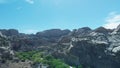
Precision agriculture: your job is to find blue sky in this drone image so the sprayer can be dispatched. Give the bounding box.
[0,0,120,34]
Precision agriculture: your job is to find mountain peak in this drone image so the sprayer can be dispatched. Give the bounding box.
[94,27,110,34]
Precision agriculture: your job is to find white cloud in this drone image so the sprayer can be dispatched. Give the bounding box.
[25,0,34,4]
[103,12,120,29]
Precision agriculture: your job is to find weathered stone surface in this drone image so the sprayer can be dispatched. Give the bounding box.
[53,25,120,68]
[1,25,120,68]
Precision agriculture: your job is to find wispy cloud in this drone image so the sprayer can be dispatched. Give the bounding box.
[103,12,120,29]
[25,0,34,4]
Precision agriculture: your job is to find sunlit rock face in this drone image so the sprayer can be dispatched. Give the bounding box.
[54,25,120,68]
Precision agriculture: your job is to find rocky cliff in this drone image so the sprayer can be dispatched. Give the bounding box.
[52,26,120,68]
[0,26,120,68]
[0,32,14,68]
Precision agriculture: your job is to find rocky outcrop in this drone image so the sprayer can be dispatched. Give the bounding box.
[0,32,14,67]
[52,25,120,68]
[8,29,71,51]
[69,27,92,37]
[36,29,71,41]
[94,27,113,34]
[112,24,120,34]
[0,29,19,36]
[1,26,120,68]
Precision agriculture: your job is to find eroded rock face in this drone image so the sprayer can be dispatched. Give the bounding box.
[1,26,120,68]
[94,27,113,34]
[69,27,92,37]
[36,29,71,38]
[0,32,13,65]
[0,29,19,36]
[69,36,120,68]
[5,29,71,51]
[112,24,120,33]
[54,26,120,68]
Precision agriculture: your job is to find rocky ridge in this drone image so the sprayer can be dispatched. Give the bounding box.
[0,25,120,68]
